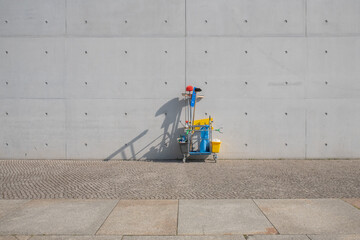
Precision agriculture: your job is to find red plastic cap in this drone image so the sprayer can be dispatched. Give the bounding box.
[186,85,193,91]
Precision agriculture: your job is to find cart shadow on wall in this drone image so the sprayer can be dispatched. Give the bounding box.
[104,97,207,161]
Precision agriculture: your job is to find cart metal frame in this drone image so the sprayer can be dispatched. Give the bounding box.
[180,121,218,163]
[179,86,218,163]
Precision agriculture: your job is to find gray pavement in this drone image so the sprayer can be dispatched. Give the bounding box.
[0,199,117,235]
[1,160,360,239]
[1,160,360,199]
[248,236,309,240]
[254,199,360,235]
[307,236,360,240]
[178,200,276,235]
[0,199,359,239]
[97,200,178,236]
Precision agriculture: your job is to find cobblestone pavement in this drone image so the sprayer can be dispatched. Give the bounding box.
[0,160,360,199]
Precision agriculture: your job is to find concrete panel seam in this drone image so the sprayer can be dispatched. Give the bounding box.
[65,0,68,36]
[305,0,308,37]
[94,199,120,235]
[252,199,280,234]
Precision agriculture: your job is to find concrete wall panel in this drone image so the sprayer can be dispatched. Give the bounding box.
[66,98,184,160]
[1,0,359,160]
[67,0,185,37]
[0,99,66,159]
[307,0,360,36]
[192,99,306,159]
[187,37,306,99]
[0,0,65,36]
[306,37,360,99]
[0,38,65,99]
[306,99,360,158]
[65,38,185,99]
[187,0,305,36]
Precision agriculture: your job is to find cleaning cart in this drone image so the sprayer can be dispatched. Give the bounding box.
[178,86,222,163]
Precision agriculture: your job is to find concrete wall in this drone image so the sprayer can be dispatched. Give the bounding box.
[0,0,359,160]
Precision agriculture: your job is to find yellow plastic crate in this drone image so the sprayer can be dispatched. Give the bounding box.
[193,118,213,130]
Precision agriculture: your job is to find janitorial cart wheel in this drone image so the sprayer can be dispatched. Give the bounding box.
[213,153,218,162]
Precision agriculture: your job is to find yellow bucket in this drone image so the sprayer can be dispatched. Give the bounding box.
[211,141,221,153]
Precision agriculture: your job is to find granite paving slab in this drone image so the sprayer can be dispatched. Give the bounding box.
[12,236,31,240]
[0,237,18,240]
[0,199,118,235]
[122,236,245,240]
[178,199,276,235]
[247,235,310,240]
[0,200,29,219]
[30,236,123,240]
[254,199,360,235]
[343,199,360,210]
[97,200,178,236]
[308,235,360,240]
